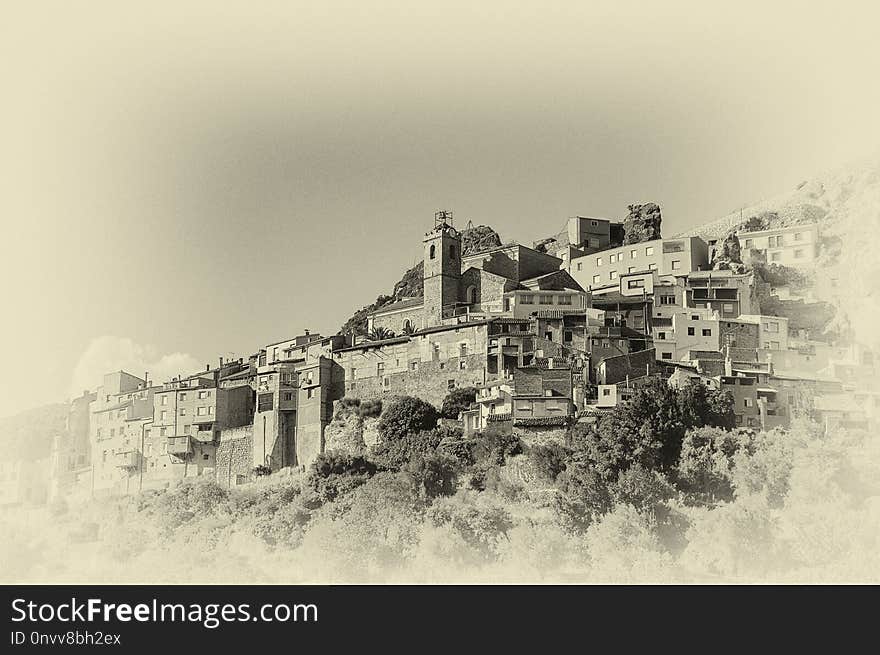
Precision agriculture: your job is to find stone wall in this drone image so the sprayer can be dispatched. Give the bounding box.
[513,425,568,447]
[215,425,253,487]
[344,353,487,408]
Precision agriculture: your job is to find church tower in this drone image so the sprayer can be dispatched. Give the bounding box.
[423,210,462,327]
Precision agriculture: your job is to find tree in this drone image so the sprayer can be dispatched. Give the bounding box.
[305,451,379,504]
[528,443,571,482]
[677,426,747,501]
[367,326,395,341]
[376,396,439,443]
[405,452,459,498]
[555,458,612,532]
[575,378,736,481]
[440,387,477,419]
[610,463,675,515]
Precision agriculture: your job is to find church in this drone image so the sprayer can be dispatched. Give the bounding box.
[366,213,587,336]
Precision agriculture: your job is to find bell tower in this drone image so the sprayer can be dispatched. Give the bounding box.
[423,210,462,327]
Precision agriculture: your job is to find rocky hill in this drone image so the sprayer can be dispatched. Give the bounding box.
[337,225,503,335]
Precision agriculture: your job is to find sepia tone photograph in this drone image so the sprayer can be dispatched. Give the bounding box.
[2,0,880,597]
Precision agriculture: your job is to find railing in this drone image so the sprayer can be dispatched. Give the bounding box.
[167,435,192,456]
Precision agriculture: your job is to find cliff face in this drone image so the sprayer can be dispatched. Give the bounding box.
[623,203,663,244]
[337,224,502,335]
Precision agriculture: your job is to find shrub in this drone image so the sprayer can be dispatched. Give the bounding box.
[357,399,383,418]
[555,459,612,532]
[528,443,571,482]
[305,451,379,504]
[253,465,272,477]
[372,429,444,471]
[440,387,477,419]
[610,464,675,515]
[405,452,459,499]
[473,428,523,466]
[377,396,439,442]
[426,491,515,562]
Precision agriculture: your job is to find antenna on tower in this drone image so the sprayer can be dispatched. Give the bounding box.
[434,210,454,228]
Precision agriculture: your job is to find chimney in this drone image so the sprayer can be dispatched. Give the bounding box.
[206,364,210,371]
[144,372,149,387]
[219,356,224,368]
[304,329,310,336]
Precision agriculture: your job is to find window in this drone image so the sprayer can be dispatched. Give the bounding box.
[520,294,534,304]
[180,408,186,416]
[687,327,695,336]
[258,393,273,411]
[447,380,455,391]
[659,295,675,305]
[539,295,554,304]
[691,314,699,320]
[558,295,572,305]
[630,250,637,259]
[771,252,781,262]
[429,244,436,259]
[160,427,167,437]
[564,330,573,342]
[179,393,186,401]
[460,343,468,357]
[657,332,666,340]
[197,406,208,416]
[198,390,209,399]
[609,271,618,280]
[662,352,672,360]
[671,260,681,270]
[744,398,753,408]
[628,267,636,273]
[794,232,802,241]
[764,321,779,333]
[590,220,598,227]
[283,392,293,401]
[648,263,658,271]
[377,362,384,375]
[702,328,712,337]
[794,249,803,259]
[610,253,617,263]
[602,388,611,396]
[576,262,582,271]
[744,239,753,248]
[109,428,115,437]
[160,411,167,421]
[410,362,419,371]
[596,257,603,266]
[307,388,315,399]
[161,396,168,406]
[203,454,210,461]
[627,279,644,289]
[723,303,735,313]
[383,376,390,388]
[592,275,601,285]
[208,406,213,415]
[645,246,654,256]
[768,341,780,349]
[459,360,467,370]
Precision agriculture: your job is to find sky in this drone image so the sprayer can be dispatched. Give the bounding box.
[2,1,879,418]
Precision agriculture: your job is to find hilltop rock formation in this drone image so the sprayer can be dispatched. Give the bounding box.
[711,231,747,273]
[462,224,503,255]
[623,203,663,244]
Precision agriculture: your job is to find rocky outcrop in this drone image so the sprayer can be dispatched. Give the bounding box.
[711,231,748,273]
[623,203,663,244]
[461,224,502,255]
[324,405,382,455]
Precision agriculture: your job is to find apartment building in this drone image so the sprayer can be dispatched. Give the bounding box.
[734,314,790,351]
[737,222,819,267]
[685,270,758,318]
[653,308,721,362]
[569,236,709,291]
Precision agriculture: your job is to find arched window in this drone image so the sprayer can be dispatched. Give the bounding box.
[429,244,436,259]
[449,244,456,259]
[403,319,412,333]
[465,285,477,304]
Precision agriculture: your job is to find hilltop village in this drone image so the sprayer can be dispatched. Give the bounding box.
[2,206,877,506]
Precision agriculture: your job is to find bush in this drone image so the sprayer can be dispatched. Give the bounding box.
[473,428,523,466]
[305,451,379,504]
[372,429,444,471]
[440,387,477,419]
[528,443,571,482]
[610,464,675,515]
[377,396,439,442]
[253,465,272,477]
[555,459,612,532]
[405,452,459,499]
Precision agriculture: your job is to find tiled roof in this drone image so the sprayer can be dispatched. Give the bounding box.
[367,297,423,316]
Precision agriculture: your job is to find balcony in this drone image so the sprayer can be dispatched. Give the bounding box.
[167,435,192,456]
[191,426,215,443]
[114,450,139,469]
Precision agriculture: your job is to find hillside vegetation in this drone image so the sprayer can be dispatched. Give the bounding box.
[3,385,878,584]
